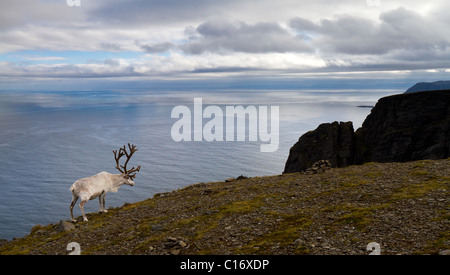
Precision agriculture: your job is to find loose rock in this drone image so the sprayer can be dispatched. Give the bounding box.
[57,220,75,233]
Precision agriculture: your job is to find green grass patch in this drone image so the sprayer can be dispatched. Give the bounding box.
[235,212,312,254]
[323,203,390,231]
[218,195,267,214]
[392,176,448,200]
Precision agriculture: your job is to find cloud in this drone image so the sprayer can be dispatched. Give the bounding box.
[86,0,244,27]
[289,7,450,56]
[0,59,138,78]
[0,50,328,80]
[0,0,449,83]
[139,42,176,53]
[182,20,313,54]
[21,56,67,61]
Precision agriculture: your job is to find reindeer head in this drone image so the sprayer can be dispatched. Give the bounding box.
[113,143,141,186]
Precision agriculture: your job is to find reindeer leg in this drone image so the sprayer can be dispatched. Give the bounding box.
[99,195,103,212]
[79,199,88,221]
[70,195,78,222]
[99,193,108,213]
[102,193,108,213]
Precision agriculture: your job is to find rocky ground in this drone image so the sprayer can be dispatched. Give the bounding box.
[0,159,448,255]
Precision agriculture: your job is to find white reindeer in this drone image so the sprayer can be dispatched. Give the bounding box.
[70,143,141,222]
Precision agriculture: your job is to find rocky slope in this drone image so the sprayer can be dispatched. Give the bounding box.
[284,90,450,174]
[0,158,448,255]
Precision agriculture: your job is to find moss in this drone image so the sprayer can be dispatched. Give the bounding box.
[121,198,155,210]
[409,170,430,177]
[322,203,390,231]
[419,230,450,255]
[30,224,44,235]
[235,212,312,254]
[218,195,266,214]
[411,160,433,169]
[338,210,370,229]
[131,237,157,254]
[363,171,383,178]
[392,176,448,200]
[80,243,106,255]
[340,176,371,188]
[0,225,67,255]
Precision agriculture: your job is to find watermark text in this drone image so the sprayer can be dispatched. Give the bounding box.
[66,0,81,7]
[171,98,279,152]
[366,0,381,7]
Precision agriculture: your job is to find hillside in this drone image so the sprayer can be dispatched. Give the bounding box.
[0,158,448,255]
[405,81,450,93]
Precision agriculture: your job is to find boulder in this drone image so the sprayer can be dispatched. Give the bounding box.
[303,160,332,175]
[57,220,75,233]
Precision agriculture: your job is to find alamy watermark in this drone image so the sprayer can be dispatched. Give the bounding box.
[366,0,381,7]
[67,242,81,255]
[171,98,279,153]
[66,0,81,7]
[66,241,382,255]
[367,242,381,255]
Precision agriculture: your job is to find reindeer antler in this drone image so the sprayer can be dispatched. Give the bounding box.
[113,148,126,174]
[113,143,141,178]
[126,164,141,179]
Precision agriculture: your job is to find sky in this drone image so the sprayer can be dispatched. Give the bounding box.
[0,0,450,92]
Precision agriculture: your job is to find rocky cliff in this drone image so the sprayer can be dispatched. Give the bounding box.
[283,121,355,173]
[284,90,450,173]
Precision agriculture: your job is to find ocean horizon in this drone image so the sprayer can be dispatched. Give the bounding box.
[0,88,399,240]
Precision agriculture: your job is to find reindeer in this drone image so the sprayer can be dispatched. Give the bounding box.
[70,144,141,222]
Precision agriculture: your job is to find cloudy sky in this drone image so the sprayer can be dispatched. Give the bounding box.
[1,0,449,91]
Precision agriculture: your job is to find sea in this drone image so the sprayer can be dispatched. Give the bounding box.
[0,88,399,240]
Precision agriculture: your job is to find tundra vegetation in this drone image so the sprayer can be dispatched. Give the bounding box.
[0,158,448,255]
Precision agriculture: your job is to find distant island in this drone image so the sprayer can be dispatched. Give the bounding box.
[356,105,374,108]
[404,80,450,93]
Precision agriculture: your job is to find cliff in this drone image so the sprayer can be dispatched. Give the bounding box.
[355,89,450,163]
[283,121,355,173]
[284,90,450,174]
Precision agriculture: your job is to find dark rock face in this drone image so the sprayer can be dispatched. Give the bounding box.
[283,121,355,173]
[283,90,450,174]
[355,90,450,163]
